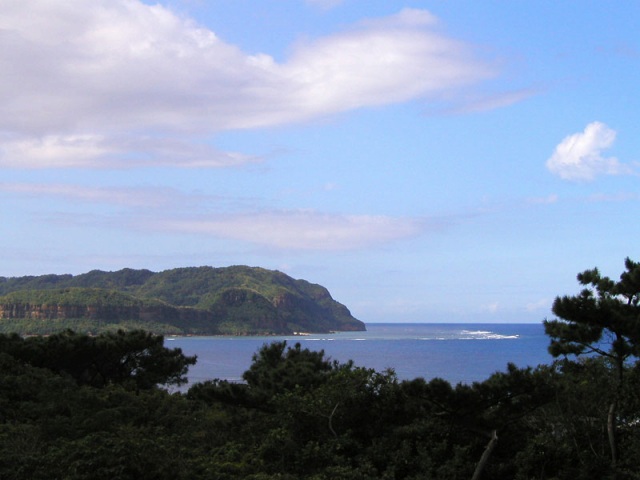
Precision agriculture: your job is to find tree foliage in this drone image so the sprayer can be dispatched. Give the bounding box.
[0,329,196,389]
[545,257,640,366]
[1,259,640,478]
[544,257,640,472]
[1,332,640,479]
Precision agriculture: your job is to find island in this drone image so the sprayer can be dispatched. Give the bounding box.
[0,266,365,335]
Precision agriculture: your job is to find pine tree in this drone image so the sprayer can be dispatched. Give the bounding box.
[544,257,640,472]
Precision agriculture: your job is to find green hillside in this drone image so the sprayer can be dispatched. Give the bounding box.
[0,266,365,335]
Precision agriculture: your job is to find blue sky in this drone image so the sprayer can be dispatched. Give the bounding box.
[1,1,639,323]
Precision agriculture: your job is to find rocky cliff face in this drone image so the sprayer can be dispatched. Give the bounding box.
[0,303,145,320]
[0,302,219,333]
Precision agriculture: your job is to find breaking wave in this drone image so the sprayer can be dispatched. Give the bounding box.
[298,329,520,342]
[459,330,519,340]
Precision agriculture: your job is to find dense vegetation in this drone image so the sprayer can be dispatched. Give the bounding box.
[1,258,639,479]
[0,266,365,335]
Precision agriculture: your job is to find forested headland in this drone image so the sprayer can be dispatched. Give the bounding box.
[0,266,365,335]
[1,258,640,479]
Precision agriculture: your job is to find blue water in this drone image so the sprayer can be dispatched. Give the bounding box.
[168,323,553,386]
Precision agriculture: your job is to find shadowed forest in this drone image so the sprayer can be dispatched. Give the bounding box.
[1,259,640,479]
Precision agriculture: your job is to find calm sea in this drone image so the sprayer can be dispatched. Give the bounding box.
[168,323,553,387]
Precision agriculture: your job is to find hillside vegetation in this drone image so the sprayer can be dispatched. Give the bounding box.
[0,266,365,335]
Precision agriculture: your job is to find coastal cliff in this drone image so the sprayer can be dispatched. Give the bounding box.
[0,266,365,335]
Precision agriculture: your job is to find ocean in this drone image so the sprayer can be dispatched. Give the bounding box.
[168,323,554,387]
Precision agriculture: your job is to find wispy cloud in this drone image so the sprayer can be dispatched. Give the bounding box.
[546,121,633,181]
[587,192,640,203]
[481,301,500,313]
[0,183,187,208]
[526,194,558,205]
[441,87,538,115]
[0,134,260,169]
[149,211,430,251]
[526,298,550,312]
[1,182,440,251]
[305,0,344,10]
[0,2,495,169]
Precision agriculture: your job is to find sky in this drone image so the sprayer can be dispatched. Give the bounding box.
[1,1,639,324]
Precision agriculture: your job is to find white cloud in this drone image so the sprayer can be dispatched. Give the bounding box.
[1,181,436,251]
[0,1,494,168]
[0,134,260,169]
[0,135,113,168]
[283,9,491,116]
[150,211,428,250]
[546,122,631,181]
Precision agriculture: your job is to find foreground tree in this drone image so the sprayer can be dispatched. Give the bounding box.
[544,257,640,472]
[0,329,196,390]
[242,341,336,397]
[405,364,554,479]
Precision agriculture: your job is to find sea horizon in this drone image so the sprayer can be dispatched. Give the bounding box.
[170,322,553,387]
